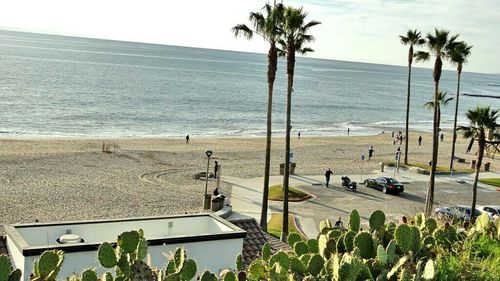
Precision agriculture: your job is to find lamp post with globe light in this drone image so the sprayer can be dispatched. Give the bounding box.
[204,150,213,209]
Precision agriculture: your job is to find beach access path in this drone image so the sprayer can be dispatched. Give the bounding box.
[222,167,500,239]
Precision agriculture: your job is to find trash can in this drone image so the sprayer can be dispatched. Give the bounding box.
[470,160,476,169]
[211,196,225,212]
[484,162,491,172]
[380,162,385,172]
[203,194,212,209]
[280,163,297,175]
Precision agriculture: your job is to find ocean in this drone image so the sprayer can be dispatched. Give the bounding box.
[0,29,498,138]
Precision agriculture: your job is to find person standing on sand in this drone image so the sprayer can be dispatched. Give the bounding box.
[214,161,219,179]
[368,146,375,159]
[298,131,301,139]
[185,135,189,144]
[325,168,333,187]
[347,128,350,136]
[418,135,422,146]
[440,133,444,142]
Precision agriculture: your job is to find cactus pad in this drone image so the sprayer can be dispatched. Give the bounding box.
[424,218,437,234]
[200,271,218,281]
[395,224,412,254]
[349,209,361,232]
[307,239,319,254]
[287,233,302,247]
[248,260,266,280]
[308,254,325,276]
[137,238,148,260]
[37,251,61,278]
[180,259,197,281]
[269,251,290,271]
[422,259,435,280]
[376,245,388,265]
[343,231,356,252]
[385,240,397,264]
[235,254,244,271]
[290,257,307,275]
[369,210,386,231]
[81,269,98,281]
[294,241,309,256]
[117,231,140,254]
[101,272,113,281]
[222,270,237,281]
[0,255,13,281]
[319,219,332,233]
[98,242,117,268]
[261,243,271,260]
[354,232,376,259]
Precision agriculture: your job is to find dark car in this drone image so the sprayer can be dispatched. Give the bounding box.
[364,176,404,194]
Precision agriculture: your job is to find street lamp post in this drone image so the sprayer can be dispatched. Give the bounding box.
[204,150,213,209]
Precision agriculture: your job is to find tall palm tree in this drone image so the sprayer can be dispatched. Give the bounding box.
[232,3,284,232]
[415,28,460,216]
[399,30,426,165]
[424,91,454,130]
[458,107,499,222]
[449,41,473,172]
[279,6,320,242]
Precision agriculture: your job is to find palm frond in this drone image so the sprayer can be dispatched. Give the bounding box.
[232,24,253,40]
[414,51,430,62]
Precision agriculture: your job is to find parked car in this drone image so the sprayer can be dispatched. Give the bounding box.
[478,205,500,219]
[364,176,404,194]
[434,205,486,221]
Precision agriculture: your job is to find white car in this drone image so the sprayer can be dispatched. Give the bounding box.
[478,205,500,219]
[434,205,486,221]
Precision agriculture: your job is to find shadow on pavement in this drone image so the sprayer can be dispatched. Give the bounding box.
[290,174,324,185]
[397,192,426,203]
[327,185,385,202]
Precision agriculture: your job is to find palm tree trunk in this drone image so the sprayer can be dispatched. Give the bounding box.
[281,41,295,242]
[450,72,461,171]
[404,60,412,165]
[471,134,485,223]
[425,80,440,216]
[260,43,278,232]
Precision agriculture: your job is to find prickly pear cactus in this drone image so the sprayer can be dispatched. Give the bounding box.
[421,259,435,280]
[349,209,361,232]
[319,219,333,233]
[130,260,154,281]
[354,232,376,259]
[287,233,302,247]
[98,242,117,268]
[294,241,309,256]
[31,250,64,281]
[262,243,272,261]
[385,240,397,265]
[395,224,412,254]
[343,231,356,252]
[117,231,140,254]
[307,239,319,254]
[221,270,237,281]
[235,254,244,271]
[424,218,438,234]
[199,270,218,281]
[248,260,266,280]
[410,226,421,253]
[269,251,290,272]
[369,210,386,231]
[307,254,325,276]
[80,269,98,281]
[0,255,21,281]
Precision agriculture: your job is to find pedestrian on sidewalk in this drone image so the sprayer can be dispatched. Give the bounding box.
[418,135,422,146]
[325,168,333,188]
[214,161,219,179]
[335,217,344,228]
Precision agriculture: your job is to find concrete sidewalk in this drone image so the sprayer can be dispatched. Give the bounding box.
[222,167,499,238]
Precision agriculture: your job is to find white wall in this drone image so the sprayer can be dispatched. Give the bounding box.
[15,238,243,281]
[16,216,233,247]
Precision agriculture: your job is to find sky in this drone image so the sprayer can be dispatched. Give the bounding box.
[1,0,499,74]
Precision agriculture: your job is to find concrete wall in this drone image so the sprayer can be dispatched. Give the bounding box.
[15,238,243,280]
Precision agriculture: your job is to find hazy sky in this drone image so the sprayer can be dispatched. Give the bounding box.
[1,0,499,73]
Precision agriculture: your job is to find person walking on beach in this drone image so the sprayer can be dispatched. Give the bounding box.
[335,217,343,228]
[368,146,375,159]
[325,168,333,188]
[440,133,444,142]
[298,131,301,139]
[418,135,422,146]
[185,134,190,144]
[214,161,219,179]
[347,128,350,136]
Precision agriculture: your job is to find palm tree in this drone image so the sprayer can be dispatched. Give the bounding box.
[458,107,499,222]
[449,41,473,172]
[399,30,426,165]
[424,91,454,131]
[415,28,460,216]
[232,3,284,232]
[279,6,320,242]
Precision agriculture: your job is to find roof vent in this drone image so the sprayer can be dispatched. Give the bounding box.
[58,234,83,244]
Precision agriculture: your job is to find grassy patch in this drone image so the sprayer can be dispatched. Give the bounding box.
[385,160,474,174]
[268,184,311,202]
[267,213,306,240]
[479,178,500,188]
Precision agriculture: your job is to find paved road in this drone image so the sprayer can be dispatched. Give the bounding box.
[223,167,500,239]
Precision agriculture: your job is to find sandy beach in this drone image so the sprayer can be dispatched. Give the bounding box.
[0,132,496,234]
